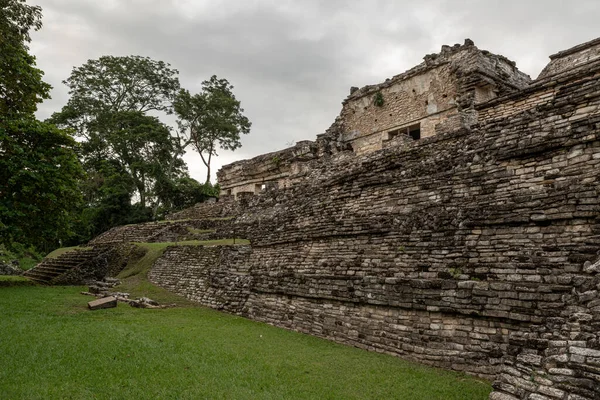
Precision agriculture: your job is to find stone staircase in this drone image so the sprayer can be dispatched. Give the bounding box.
[24,248,104,284]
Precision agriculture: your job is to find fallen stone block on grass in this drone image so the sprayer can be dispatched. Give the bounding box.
[88,285,106,295]
[88,296,117,310]
[129,297,160,309]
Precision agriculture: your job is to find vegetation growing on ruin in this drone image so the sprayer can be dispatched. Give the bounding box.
[45,246,92,259]
[0,244,41,271]
[0,276,35,287]
[374,91,385,107]
[186,228,216,234]
[0,285,492,399]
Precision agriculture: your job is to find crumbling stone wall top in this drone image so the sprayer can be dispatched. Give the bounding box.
[217,140,320,197]
[538,36,600,79]
[345,39,530,104]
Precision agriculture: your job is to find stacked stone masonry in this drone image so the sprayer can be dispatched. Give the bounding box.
[134,38,600,400]
[219,39,532,198]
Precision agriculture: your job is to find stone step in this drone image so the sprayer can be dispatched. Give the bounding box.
[25,276,47,284]
[24,269,67,283]
[37,260,82,267]
[32,265,72,274]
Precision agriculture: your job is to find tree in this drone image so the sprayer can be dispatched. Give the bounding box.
[49,55,186,223]
[0,0,51,117]
[50,55,180,138]
[92,111,183,211]
[174,75,251,184]
[67,159,150,245]
[0,119,83,251]
[154,177,219,216]
[0,1,84,251]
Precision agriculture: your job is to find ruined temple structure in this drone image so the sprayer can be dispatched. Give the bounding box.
[213,37,600,399]
[27,37,600,399]
[218,39,533,198]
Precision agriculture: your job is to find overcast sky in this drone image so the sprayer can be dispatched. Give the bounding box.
[29,0,599,182]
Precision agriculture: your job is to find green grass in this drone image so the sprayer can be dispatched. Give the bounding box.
[0,286,491,399]
[15,257,39,270]
[156,218,191,224]
[187,228,216,234]
[134,239,250,249]
[0,275,35,287]
[45,246,92,259]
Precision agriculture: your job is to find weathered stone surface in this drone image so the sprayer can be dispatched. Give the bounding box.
[129,297,160,309]
[88,296,117,310]
[0,261,23,276]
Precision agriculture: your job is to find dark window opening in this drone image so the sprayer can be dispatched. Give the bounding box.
[408,123,421,140]
[387,129,402,140]
[386,122,421,141]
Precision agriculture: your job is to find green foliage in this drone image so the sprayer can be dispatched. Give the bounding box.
[155,178,219,217]
[0,0,50,117]
[174,75,251,183]
[374,91,385,107]
[0,286,492,399]
[49,56,189,238]
[0,243,41,271]
[448,267,462,279]
[272,155,282,168]
[51,55,180,129]
[73,159,147,240]
[0,118,84,251]
[92,111,182,209]
[0,1,83,254]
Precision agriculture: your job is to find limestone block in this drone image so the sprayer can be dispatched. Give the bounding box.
[88,296,117,311]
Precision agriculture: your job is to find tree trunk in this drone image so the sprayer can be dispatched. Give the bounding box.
[139,188,146,209]
[137,172,146,208]
[204,146,213,185]
[205,164,211,185]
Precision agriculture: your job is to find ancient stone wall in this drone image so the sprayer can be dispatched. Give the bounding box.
[490,257,600,400]
[538,37,600,80]
[165,199,239,221]
[227,55,600,389]
[148,245,252,313]
[216,40,532,196]
[339,40,531,155]
[88,219,230,246]
[341,64,459,153]
[217,141,320,198]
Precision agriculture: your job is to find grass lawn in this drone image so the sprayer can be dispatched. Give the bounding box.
[0,285,492,399]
